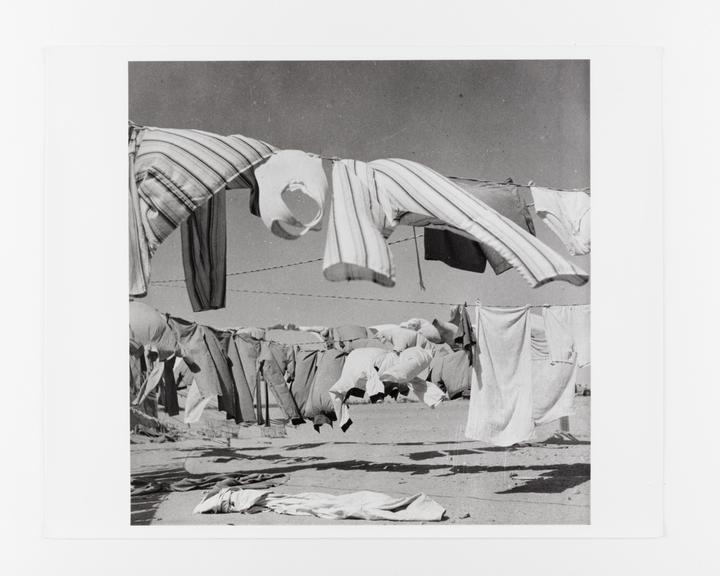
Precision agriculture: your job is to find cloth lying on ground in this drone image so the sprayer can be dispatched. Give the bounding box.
[131,472,287,496]
[180,189,227,312]
[531,186,591,256]
[322,157,588,288]
[542,305,591,367]
[193,488,446,521]
[254,149,330,239]
[129,300,178,360]
[465,306,534,447]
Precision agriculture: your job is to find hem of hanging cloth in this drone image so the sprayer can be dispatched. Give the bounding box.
[323,263,395,287]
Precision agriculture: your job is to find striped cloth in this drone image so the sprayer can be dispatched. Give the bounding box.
[132,124,277,253]
[324,158,589,288]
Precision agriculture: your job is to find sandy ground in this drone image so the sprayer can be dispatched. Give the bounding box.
[131,397,590,525]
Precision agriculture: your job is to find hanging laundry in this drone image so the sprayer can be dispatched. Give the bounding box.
[399,318,444,344]
[128,124,151,297]
[429,349,473,399]
[254,149,331,239]
[405,380,448,408]
[159,357,179,417]
[322,158,588,288]
[302,349,347,430]
[465,306,534,447]
[543,305,591,367]
[423,179,536,276]
[531,186,591,255]
[180,189,227,312]
[183,381,212,424]
[530,313,579,425]
[218,332,257,423]
[235,327,266,341]
[343,336,392,352]
[450,305,476,360]
[326,325,371,348]
[258,342,304,425]
[193,488,446,522]
[290,348,321,414]
[370,324,419,352]
[328,347,393,431]
[129,300,179,361]
[130,123,275,254]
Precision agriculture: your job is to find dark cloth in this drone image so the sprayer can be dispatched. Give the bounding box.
[291,348,321,414]
[160,357,180,416]
[450,305,476,365]
[168,317,238,421]
[259,342,305,425]
[131,472,287,496]
[425,180,535,275]
[218,332,257,423]
[180,190,227,312]
[303,349,347,428]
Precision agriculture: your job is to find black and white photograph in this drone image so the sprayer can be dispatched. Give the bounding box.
[128,60,592,526]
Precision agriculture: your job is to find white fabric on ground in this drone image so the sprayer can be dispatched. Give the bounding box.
[194,488,446,521]
[465,306,533,446]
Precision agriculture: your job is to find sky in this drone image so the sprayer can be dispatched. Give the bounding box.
[129,60,590,330]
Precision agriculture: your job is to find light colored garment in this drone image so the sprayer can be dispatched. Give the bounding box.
[132,124,275,253]
[133,360,165,406]
[193,488,446,522]
[531,186,591,255]
[400,318,444,344]
[370,324,419,352]
[128,125,151,296]
[405,380,447,408]
[323,157,588,288]
[129,300,178,361]
[254,150,330,239]
[379,346,433,384]
[183,381,212,424]
[530,313,578,425]
[465,306,534,447]
[543,305,591,367]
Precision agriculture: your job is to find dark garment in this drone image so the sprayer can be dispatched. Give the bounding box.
[180,190,227,312]
[160,357,180,416]
[450,305,476,365]
[425,180,535,275]
[291,348,321,414]
[168,317,238,421]
[259,342,305,425]
[219,332,257,423]
[245,168,262,217]
[303,349,347,428]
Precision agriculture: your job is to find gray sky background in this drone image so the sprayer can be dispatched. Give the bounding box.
[129,60,590,329]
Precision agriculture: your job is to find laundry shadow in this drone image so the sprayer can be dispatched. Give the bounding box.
[405,447,523,461]
[284,440,476,451]
[496,463,591,494]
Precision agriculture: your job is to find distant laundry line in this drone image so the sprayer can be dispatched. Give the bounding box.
[152,283,588,309]
[152,233,425,285]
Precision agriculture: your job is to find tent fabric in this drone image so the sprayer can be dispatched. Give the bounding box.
[193,488,446,522]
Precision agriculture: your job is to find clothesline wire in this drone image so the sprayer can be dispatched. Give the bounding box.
[153,283,588,309]
[152,233,425,284]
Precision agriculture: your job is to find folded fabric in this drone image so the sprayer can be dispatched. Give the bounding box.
[180,190,227,312]
[465,306,534,447]
[193,488,446,522]
[531,186,590,255]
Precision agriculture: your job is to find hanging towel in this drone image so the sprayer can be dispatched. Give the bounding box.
[322,158,588,289]
[530,313,579,425]
[465,306,534,447]
[180,190,227,312]
[543,305,591,367]
[531,187,591,255]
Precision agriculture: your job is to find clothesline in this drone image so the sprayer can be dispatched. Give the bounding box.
[152,283,588,309]
[152,234,425,285]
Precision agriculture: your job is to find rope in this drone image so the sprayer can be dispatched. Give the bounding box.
[152,233,424,285]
